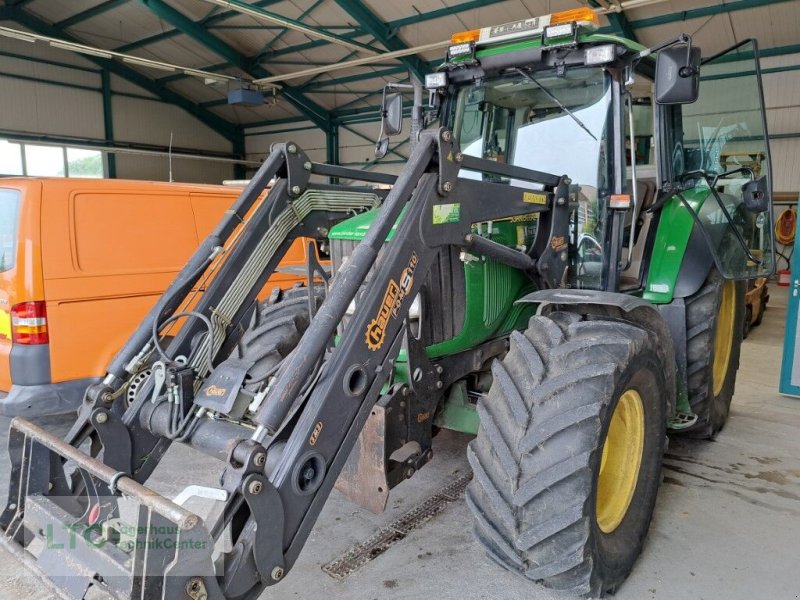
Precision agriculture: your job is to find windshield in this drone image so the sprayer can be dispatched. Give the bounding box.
[0,189,20,273]
[450,67,614,288]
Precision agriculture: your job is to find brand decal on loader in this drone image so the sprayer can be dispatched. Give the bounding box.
[523,191,548,205]
[309,421,323,446]
[205,385,227,397]
[510,213,539,223]
[366,252,418,351]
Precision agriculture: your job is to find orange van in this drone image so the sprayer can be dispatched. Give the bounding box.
[0,178,317,417]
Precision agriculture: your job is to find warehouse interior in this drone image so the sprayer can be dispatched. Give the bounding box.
[0,1,799,599]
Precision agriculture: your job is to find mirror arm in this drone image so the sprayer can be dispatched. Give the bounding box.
[637,33,692,62]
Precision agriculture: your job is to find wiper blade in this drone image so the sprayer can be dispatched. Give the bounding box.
[514,68,598,141]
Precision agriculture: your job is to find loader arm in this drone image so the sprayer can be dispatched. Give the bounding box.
[2,129,569,600]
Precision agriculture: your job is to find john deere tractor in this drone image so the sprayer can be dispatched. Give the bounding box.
[1,7,775,599]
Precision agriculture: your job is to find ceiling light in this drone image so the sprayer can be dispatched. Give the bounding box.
[0,27,36,43]
[50,41,113,59]
[122,56,176,72]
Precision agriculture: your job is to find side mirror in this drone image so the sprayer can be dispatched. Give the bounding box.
[382,92,404,136]
[374,91,404,159]
[655,45,701,104]
[742,175,770,213]
[375,137,390,160]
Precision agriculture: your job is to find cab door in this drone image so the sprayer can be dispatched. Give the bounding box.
[671,39,775,279]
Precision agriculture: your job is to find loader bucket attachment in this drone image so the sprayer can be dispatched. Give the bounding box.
[1,418,221,600]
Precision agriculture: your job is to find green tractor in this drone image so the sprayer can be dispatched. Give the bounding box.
[2,7,775,599]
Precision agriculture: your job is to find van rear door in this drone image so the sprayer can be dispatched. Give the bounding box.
[0,182,45,393]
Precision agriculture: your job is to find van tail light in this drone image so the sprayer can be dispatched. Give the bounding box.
[11,301,49,345]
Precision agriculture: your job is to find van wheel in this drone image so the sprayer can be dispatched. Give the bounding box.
[466,313,666,596]
[235,286,323,392]
[682,269,745,439]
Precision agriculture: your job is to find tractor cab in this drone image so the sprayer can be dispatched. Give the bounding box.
[379,8,776,295]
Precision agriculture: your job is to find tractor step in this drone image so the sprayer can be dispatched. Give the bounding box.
[667,411,699,431]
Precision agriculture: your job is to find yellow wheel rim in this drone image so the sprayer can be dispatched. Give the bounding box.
[596,389,645,534]
[712,281,736,397]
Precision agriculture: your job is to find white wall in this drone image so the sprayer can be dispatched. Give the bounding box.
[0,37,236,184]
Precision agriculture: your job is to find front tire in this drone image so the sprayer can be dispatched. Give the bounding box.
[466,313,666,596]
[235,286,322,392]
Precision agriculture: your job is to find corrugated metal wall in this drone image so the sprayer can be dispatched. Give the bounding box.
[0,44,235,184]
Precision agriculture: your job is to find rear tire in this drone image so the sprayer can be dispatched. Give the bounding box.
[682,269,745,438]
[466,313,666,597]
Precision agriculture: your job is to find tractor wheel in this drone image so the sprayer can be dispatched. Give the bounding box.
[235,286,323,392]
[743,306,753,340]
[466,313,666,597]
[683,269,745,439]
[752,287,767,327]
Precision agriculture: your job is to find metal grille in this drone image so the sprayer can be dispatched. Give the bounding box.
[321,472,472,580]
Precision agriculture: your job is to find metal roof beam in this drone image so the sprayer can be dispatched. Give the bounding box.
[258,0,325,56]
[629,0,794,29]
[333,0,427,81]
[137,0,331,130]
[115,0,284,53]
[198,0,376,54]
[388,0,511,29]
[8,7,240,144]
[300,67,408,91]
[55,0,129,29]
[589,1,638,42]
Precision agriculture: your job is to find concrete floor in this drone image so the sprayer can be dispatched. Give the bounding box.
[0,286,797,600]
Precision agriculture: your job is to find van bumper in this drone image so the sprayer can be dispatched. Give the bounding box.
[0,378,99,417]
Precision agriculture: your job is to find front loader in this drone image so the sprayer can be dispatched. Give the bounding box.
[1,7,776,599]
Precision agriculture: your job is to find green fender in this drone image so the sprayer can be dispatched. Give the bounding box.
[643,187,713,304]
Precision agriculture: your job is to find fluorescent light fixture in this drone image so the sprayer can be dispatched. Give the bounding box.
[122,56,176,72]
[49,41,113,59]
[0,25,245,85]
[0,27,36,43]
[252,40,451,86]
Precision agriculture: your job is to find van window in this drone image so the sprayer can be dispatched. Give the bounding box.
[0,189,20,273]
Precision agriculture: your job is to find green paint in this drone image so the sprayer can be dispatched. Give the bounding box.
[434,382,480,434]
[331,209,537,363]
[432,203,461,224]
[643,188,711,304]
[447,32,648,67]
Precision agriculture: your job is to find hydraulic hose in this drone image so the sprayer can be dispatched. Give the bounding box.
[775,207,796,246]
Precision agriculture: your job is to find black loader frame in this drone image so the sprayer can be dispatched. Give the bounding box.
[2,129,574,600]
